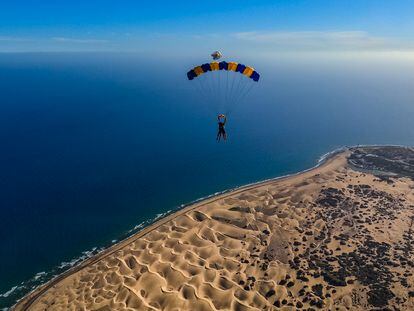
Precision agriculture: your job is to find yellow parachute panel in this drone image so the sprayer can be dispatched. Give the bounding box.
[210,62,219,71]
[194,66,204,76]
[228,62,238,71]
[243,66,254,77]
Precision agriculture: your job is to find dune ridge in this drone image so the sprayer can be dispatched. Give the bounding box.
[14,147,414,310]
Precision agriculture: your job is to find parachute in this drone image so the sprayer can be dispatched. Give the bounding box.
[186,56,260,114]
[211,51,222,60]
[186,61,260,82]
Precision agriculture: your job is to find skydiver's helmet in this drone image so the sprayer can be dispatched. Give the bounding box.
[211,51,222,60]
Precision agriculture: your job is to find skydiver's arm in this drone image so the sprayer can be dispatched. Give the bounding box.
[223,116,227,125]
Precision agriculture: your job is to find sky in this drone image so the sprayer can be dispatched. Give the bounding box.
[1,1,414,58]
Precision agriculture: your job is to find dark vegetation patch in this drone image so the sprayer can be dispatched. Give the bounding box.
[349,146,414,179]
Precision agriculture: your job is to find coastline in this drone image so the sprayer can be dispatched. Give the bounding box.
[12,145,414,310]
[13,148,347,310]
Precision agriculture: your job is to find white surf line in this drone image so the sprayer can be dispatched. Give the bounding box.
[5,245,107,308]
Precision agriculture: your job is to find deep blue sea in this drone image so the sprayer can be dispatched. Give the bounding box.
[1,53,413,308]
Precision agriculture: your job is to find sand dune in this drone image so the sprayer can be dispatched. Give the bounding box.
[14,147,414,310]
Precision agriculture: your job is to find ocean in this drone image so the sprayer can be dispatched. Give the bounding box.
[1,52,413,308]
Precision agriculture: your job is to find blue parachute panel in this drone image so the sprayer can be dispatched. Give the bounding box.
[236,64,246,73]
[251,71,260,82]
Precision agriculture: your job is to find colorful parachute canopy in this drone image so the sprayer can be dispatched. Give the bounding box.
[187,61,260,82]
[211,51,222,60]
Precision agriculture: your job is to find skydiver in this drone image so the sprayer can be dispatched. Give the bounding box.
[216,114,227,142]
[211,51,222,60]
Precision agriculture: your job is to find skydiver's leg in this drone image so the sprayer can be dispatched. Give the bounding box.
[223,130,227,141]
[217,131,221,141]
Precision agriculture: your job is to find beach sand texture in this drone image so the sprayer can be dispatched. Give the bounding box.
[14,147,414,310]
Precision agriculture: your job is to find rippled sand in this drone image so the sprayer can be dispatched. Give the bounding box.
[15,148,414,310]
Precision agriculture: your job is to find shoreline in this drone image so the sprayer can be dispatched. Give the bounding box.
[13,147,348,310]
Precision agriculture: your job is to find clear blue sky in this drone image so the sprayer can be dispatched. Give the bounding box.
[1,0,414,54]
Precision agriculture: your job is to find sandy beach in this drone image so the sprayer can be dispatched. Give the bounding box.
[13,146,414,310]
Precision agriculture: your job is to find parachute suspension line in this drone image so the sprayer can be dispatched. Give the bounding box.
[227,71,237,109]
[235,74,245,103]
[203,74,214,101]
[193,79,204,102]
[212,70,220,114]
[226,77,256,116]
[195,77,210,102]
[217,69,222,113]
[192,79,201,95]
[208,73,216,104]
[228,73,244,111]
[204,74,211,109]
[225,70,229,112]
[226,76,248,115]
[190,77,210,109]
[243,82,256,99]
[240,76,252,99]
[213,72,220,113]
[232,77,249,106]
[238,75,250,101]
[197,75,208,100]
[210,72,220,114]
[202,74,209,96]
[234,81,256,109]
[224,73,234,115]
